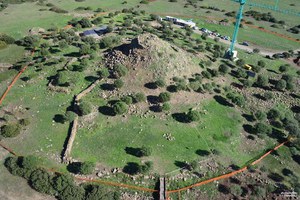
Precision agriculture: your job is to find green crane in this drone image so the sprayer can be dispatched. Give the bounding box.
[227,0,300,58]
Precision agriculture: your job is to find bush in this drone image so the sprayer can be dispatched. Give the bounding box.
[58,185,85,200]
[79,161,95,175]
[219,64,229,74]
[99,68,110,78]
[133,92,146,103]
[1,124,22,138]
[114,79,124,89]
[53,174,74,192]
[0,33,15,44]
[19,118,30,126]
[263,91,273,100]
[155,79,166,87]
[113,101,128,115]
[57,71,71,86]
[64,111,77,122]
[138,161,153,173]
[279,65,288,73]
[78,101,92,115]
[161,103,171,111]
[79,18,92,28]
[256,75,268,87]
[113,64,128,78]
[186,109,200,122]
[29,169,55,195]
[159,92,171,103]
[121,96,133,105]
[138,146,151,157]
[254,110,266,121]
[275,79,286,91]
[254,123,272,136]
[267,108,281,120]
[21,155,40,170]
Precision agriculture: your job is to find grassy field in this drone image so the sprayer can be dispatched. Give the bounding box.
[0,45,25,64]
[71,96,256,173]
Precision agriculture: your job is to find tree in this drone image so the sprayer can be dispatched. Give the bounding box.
[187,109,200,122]
[53,174,74,192]
[58,185,85,200]
[267,108,281,120]
[256,74,268,87]
[21,155,39,170]
[92,17,103,25]
[138,161,153,173]
[236,59,245,67]
[57,71,70,86]
[1,124,21,138]
[219,64,229,74]
[159,92,171,103]
[113,64,128,78]
[79,18,92,28]
[254,110,266,121]
[85,185,120,200]
[254,122,272,136]
[275,79,286,91]
[155,79,165,87]
[113,101,128,115]
[231,185,243,197]
[263,91,273,100]
[79,162,95,175]
[243,79,253,88]
[79,44,91,55]
[161,102,171,111]
[65,111,77,122]
[29,169,55,195]
[59,40,68,49]
[258,60,266,67]
[121,96,133,105]
[279,65,288,73]
[236,68,247,78]
[138,146,152,157]
[133,92,146,103]
[114,79,124,89]
[78,101,92,116]
[98,68,110,79]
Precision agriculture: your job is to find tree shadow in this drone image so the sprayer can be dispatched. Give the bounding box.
[252,93,265,100]
[149,105,161,112]
[230,177,241,184]
[229,164,240,170]
[67,162,81,174]
[100,83,115,91]
[64,52,81,57]
[291,105,300,113]
[218,184,230,194]
[85,76,98,82]
[268,172,284,182]
[172,113,189,123]
[123,162,140,175]
[98,106,115,116]
[144,82,157,89]
[166,85,177,93]
[53,114,65,123]
[213,95,233,107]
[21,76,31,82]
[124,147,142,157]
[242,114,255,122]
[268,129,285,143]
[195,149,210,156]
[147,95,159,104]
[174,161,190,170]
[282,168,293,176]
[243,124,254,134]
[292,155,300,165]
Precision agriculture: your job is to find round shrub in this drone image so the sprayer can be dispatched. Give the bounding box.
[99,68,110,78]
[113,101,128,115]
[133,92,146,103]
[159,92,171,102]
[113,64,128,78]
[114,79,124,89]
[78,101,92,116]
[254,123,272,136]
[187,110,200,122]
[1,124,22,138]
[79,161,95,175]
[121,96,133,105]
[155,79,166,87]
[161,102,171,111]
[19,118,30,126]
[65,111,77,122]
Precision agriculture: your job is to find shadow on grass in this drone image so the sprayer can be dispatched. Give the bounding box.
[85,76,98,82]
[123,162,140,175]
[172,113,189,123]
[195,149,210,156]
[98,106,115,116]
[144,82,157,89]
[100,83,115,91]
[67,162,81,174]
[213,95,233,107]
[124,147,143,157]
[53,114,65,124]
[147,95,159,104]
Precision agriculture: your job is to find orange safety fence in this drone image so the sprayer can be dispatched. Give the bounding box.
[0,50,35,106]
[166,140,288,195]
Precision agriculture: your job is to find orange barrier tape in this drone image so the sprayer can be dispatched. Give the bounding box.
[167,140,288,194]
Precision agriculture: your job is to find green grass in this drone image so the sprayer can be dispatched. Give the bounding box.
[0,45,25,64]
[71,98,253,174]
